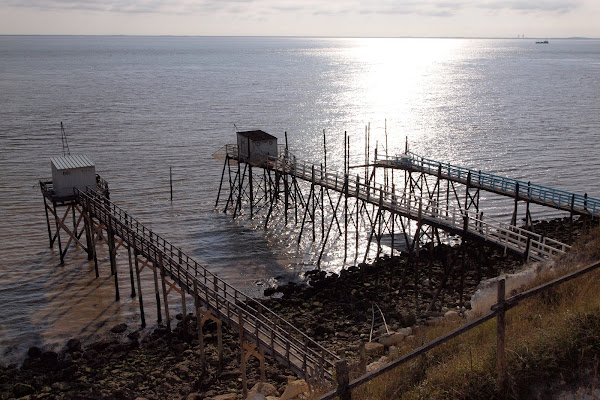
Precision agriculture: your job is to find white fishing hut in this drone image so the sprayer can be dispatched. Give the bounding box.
[236,130,278,164]
[51,154,96,198]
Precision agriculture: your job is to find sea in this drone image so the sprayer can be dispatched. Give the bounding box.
[0,36,599,364]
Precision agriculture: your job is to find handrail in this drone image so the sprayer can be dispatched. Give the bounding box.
[223,145,570,261]
[376,151,598,218]
[76,189,338,381]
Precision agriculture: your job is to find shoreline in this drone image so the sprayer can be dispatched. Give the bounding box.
[0,216,591,399]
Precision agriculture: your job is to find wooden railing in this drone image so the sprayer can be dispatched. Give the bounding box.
[77,189,338,383]
[317,259,600,399]
[223,145,570,261]
[377,151,599,218]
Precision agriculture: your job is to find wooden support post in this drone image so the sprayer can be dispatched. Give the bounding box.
[133,250,146,328]
[497,278,507,393]
[193,281,205,371]
[217,320,223,373]
[249,165,254,218]
[42,192,53,248]
[170,166,173,201]
[153,261,162,323]
[52,201,64,264]
[159,254,172,347]
[107,225,120,301]
[239,311,248,398]
[335,359,351,400]
[511,182,520,226]
[215,155,228,207]
[128,246,136,298]
[259,347,266,383]
[181,288,187,343]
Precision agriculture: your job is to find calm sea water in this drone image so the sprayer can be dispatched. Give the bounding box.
[1,36,599,363]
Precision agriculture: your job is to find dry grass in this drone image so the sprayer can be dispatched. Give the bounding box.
[346,226,600,400]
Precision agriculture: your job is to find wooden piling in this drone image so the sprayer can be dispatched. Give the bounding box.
[128,246,136,298]
[133,250,146,328]
[159,254,172,346]
[153,261,162,323]
[193,281,205,371]
[497,278,506,392]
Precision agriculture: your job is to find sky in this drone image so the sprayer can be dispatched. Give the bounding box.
[0,0,598,38]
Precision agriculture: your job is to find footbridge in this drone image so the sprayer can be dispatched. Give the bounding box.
[40,180,339,392]
[217,145,570,262]
[375,151,599,219]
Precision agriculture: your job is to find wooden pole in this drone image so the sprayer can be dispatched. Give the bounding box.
[134,250,146,328]
[239,311,248,398]
[52,201,64,264]
[128,246,136,298]
[159,254,172,347]
[193,281,205,371]
[335,359,351,400]
[153,262,162,323]
[181,288,187,343]
[107,224,120,301]
[497,278,506,393]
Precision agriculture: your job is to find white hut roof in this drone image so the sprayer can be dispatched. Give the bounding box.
[236,130,276,141]
[51,155,95,170]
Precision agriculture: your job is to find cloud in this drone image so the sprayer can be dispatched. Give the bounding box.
[0,0,583,17]
[477,0,581,13]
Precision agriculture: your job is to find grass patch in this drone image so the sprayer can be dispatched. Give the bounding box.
[343,226,600,400]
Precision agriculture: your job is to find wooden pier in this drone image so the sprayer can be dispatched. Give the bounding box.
[40,178,340,394]
[215,143,570,264]
[375,151,599,223]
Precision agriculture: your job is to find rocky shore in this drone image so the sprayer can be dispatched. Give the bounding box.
[0,217,592,400]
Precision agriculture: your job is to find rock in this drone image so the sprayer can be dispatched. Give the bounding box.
[364,342,384,356]
[367,360,385,372]
[51,381,70,391]
[27,346,42,358]
[280,379,309,400]
[249,382,278,397]
[378,332,406,347]
[246,393,267,400]
[111,323,128,333]
[66,338,82,353]
[41,351,59,368]
[398,327,412,336]
[212,394,237,400]
[128,331,140,341]
[186,394,202,400]
[13,383,35,397]
[444,310,459,318]
[388,345,399,359]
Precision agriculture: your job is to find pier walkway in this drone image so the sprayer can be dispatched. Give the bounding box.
[48,186,338,386]
[221,145,570,262]
[375,151,599,218]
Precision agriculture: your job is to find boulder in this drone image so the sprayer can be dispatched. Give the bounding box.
[280,379,309,400]
[27,346,42,358]
[367,360,385,373]
[13,383,35,397]
[246,393,266,400]
[249,382,278,397]
[66,338,82,353]
[111,323,128,334]
[444,310,459,318]
[212,394,237,400]
[378,332,406,347]
[364,342,384,356]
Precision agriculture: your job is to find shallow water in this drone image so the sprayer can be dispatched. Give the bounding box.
[1,36,599,364]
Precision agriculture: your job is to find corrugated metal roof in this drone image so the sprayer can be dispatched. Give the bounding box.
[236,130,277,141]
[51,154,95,170]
